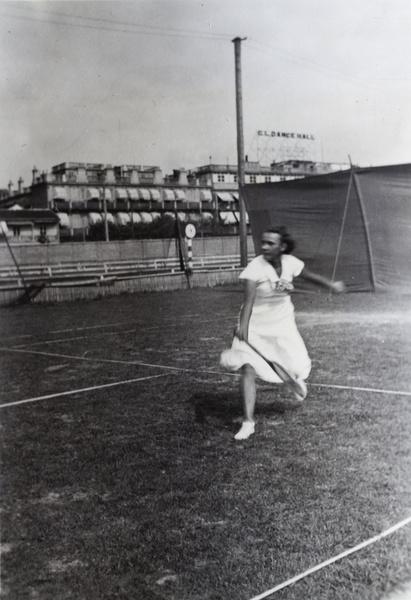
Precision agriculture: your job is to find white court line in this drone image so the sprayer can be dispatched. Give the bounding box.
[11,329,139,349]
[0,321,134,342]
[248,516,411,600]
[0,373,170,409]
[0,346,224,375]
[9,316,236,349]
[1,346,410,397]
[51,321,132,333]
[311,383,411,397]
[48,312,229,335]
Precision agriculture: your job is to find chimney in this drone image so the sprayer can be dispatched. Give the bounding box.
[18,177,23,193]
[105,166,115,184]
[8,181,13,196]
[129,168,140,184]
[153,168,163,185]
[77,166,87,183]
[32,166,38,184]
[177,168,188,186]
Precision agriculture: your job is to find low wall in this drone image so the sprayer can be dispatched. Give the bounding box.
[0,236,255,267]
[0,269,243,306]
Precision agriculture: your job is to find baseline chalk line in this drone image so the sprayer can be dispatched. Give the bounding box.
[248,515,411,600]
[0,373,170,409]
[311,383,411,397]
[8,314,236,349]
[0,347,225,375]
[1,348,409,397]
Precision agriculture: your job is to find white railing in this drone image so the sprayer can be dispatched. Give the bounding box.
[0,254,248,289]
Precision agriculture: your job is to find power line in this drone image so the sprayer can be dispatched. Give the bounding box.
[4,4,406,92]
[0,5,233,41]
[246,40,408,96]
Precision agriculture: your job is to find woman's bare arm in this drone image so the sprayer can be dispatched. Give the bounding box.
[235,279,257,342]
[299,267,346,293]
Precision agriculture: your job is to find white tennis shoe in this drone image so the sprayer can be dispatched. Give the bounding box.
[234,421,255,440]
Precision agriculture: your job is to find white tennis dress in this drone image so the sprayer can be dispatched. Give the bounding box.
[220,254,311,383]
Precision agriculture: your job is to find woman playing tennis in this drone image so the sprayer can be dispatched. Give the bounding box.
[221,226,345,440]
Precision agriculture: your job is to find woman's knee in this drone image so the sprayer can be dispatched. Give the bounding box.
[241,363,256,378]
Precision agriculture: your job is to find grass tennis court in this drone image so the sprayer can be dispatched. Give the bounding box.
[1,286,411,599]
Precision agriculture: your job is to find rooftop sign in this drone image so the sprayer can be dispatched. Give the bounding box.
[258,131,315,140]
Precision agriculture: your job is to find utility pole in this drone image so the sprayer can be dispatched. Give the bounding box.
[232,36,248,267]
[101,171,109,242]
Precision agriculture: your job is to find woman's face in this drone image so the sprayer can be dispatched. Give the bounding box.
[261,232,284,262]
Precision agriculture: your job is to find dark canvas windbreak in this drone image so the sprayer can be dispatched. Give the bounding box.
[241,163,411,292]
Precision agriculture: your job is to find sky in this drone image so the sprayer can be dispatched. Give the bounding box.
[1,0,410,189]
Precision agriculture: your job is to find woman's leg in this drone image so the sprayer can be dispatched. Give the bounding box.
[235,364,256,440]
[241,363,256,421]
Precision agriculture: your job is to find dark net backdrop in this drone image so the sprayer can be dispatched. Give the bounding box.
[242,164,411,292]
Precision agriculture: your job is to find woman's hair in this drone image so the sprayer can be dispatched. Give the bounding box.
[265,226,296,254]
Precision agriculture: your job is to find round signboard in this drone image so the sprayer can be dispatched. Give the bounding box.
[185,224,196,239]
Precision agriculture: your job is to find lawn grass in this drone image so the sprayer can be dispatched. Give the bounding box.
[1,287,411,599]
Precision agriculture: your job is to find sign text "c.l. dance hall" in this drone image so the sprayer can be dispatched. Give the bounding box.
[258,131,315,140]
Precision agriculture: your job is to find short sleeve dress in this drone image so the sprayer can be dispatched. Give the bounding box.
[220,254,311,383]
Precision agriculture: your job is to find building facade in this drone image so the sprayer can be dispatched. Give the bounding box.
[1,159,347,242]
[0,207,60,244]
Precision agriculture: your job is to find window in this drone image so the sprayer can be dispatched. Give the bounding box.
[13,225,20,236]
[217,174,225,182]
[249,175,257,183]
[40,225,47,236]
[265,176,271,183]
[233,174,238,183]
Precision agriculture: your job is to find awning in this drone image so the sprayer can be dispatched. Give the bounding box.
[105,212,115,223]
[232,211,249,224]
[139,212,153,223]
[138,189,151,201]
[116,212,131,225]
[57,213,71,228]
[177,212,186,222]
[232,192,239,201]
[151,212,161,220]
[217,192,234,202]
[100,188,112,202]
[130,212,141,224]
[200,190,213,201]
[187,212,202,222]
[174,189,186,201]
[164,211,176,220]
[149,189,161,202]
[163,189,175,201]
[230,211,249,224]
[53,186,68,201]
[201,212,214,222]
[127,188,139,200]
[115,188,128,200]
[88,212,102,225]
[220,211,237,225]
[86,188,100,200]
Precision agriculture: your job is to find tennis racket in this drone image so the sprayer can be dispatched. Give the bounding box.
[236,335,307,400]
